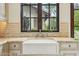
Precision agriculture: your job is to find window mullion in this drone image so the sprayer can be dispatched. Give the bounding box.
[30,4,31,32]
[56,3,59,32]
[49,4,50,32]
[38,3,42,32]
[21,3,59,32]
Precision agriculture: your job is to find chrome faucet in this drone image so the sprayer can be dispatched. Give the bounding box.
[36,29,48,37]
[39,29,44,37]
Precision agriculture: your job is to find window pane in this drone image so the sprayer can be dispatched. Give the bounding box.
[74,4,79,28]
[21,3,59,32]
[74,27,79,30]
[42,18,49,30]
[50,18,57,31]
[74,21,79,27]
[74,10,79,22]
[74,3,79,39]
[74,3,79,9]
[22,17,30,31]
[50,5,56,17]
[42,4,49,17]
[31,18,38,30]
[23,5,30,17]
[74,10,79,32]
[74,4,79,31]
[31,4,38,17]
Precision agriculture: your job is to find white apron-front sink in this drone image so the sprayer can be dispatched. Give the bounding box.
[22,38,59,55]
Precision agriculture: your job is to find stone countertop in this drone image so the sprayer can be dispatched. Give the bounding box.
[0,39,7,45]
[0,37,77,43]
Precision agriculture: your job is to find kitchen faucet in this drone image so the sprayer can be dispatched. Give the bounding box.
[36,29,48,37]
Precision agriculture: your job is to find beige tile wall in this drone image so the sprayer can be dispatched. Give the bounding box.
[5,22,69,37]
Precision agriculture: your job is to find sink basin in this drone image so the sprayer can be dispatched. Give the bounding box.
[22,38,59,55]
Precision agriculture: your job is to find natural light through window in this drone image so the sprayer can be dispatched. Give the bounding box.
[74,3,79,39]
[21,3,59,32]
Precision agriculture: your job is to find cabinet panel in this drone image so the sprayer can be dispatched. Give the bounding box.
[0,50,2,56]
[60,42,77,49]
[8,41,22,56]
[9,42,22,50]
[0,45,2,50]
[60,50,78,56]
[77,43,79,49]
[2,43,9,56]
[9,50,21,56]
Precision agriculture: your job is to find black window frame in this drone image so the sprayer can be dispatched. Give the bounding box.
[71,3,79,38]
[21,3,59,32]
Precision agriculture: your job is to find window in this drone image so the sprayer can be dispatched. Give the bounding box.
[71,3,79,38]
[74,4,79,31]
[21,3,59,32]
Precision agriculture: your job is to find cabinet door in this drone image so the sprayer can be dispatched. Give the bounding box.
[60,50,77,56]
[0,50,2,56]
[77,43,79,55]
[60,42,77,50]
[9,42,22,50]
[0,45,2,50]
[9,50,21,56]
[2,43,9,56]
[0,45,2,55]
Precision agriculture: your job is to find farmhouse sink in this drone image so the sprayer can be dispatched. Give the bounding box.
[22,38,59,55]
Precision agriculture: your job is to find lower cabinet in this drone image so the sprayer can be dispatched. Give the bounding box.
[60,50,78,56]
[2,41,22,56]
[9,50,21,56]
[59,41,78,56]
[1,40,79,56]
[0,45,3,56]
[1,43,9,56]
[8,41,22,56]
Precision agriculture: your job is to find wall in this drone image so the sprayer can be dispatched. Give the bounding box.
[0,4,7,37]
[0,3,5,16]
[5,3,70,37]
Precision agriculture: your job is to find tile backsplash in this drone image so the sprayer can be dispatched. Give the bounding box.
[4,22,69,37]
